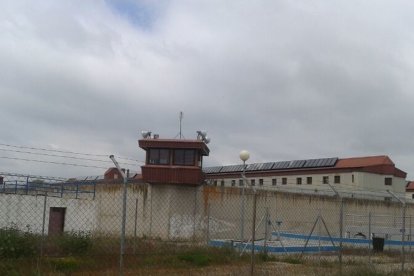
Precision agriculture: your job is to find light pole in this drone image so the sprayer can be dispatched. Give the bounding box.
[239,150,249,243]
[109,155,128,276]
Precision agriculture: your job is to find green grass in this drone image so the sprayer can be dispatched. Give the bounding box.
[1,235,412,275]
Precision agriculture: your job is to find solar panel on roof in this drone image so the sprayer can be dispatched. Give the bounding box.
[203,166,222,174]
[203,157,338,174]
[220,165,244,173]
[289,160,306,168]
[261,162,274,170]
[256,163,266,170]
[219,166,231,173]
[273,161,290,169]
[315,159,324,167]
[322,158,331,167]
[246,163,257,171]
[303,159,317,167]
[311,159,320,167]
[246,163,265,171]
[320,158,332,167]
[325,157,338,166]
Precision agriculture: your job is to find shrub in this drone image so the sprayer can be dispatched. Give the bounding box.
[56,231,92,256]
[50,257,80,274]
[0,225,38,258]
[278,256,303,264]
[178,252,212,266]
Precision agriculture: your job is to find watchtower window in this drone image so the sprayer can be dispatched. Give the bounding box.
[174,149,195,166]
[149,149,170,165]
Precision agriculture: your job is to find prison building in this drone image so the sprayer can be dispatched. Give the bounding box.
[204,155,407,198]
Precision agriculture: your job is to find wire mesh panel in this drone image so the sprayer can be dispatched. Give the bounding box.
[1,178,414,274]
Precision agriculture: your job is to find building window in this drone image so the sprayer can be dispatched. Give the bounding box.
[307,177,312,185]
[214,180,217,186]
[323,176,329,184]
[239,179,243,186]
[296,178,302,185]
[352,174,354,183]
[412,194,414,199]
[231,180,236,186]
[282,178,287,185]
[385,177,392,186]
[334,175,340,184]
[220,180,225,187]
[259,179,264,186]
[251,179,256,186]
[272,178,277,186]
[173,149,195,166]
[148,149,170,165]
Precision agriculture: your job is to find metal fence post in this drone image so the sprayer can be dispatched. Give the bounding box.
[368,212,371,264]
[250,192,257,276]
[193,188,197,241]
[240,160,247,243]
[40,193,48,257]
[93,181,96,200]
[206,203,211,245]
[264,207,269,255]
[386,190,406,272]
[133,198,138,254]
[402,203,406,272]
[26,176,29,195]
[409,216,413,254]
[150,186,153,237]
[36,192,48,273]
[339,198,344,272]
[318,209,321,265]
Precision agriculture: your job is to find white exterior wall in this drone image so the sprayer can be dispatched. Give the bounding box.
[1,183,413,242]
[356,172,406,193]
[0,194,97,234]
[212,171,406,198]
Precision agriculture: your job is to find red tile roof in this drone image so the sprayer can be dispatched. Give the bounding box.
[335,155,405,178]
[335,155,394,168]
[406,181,414,191]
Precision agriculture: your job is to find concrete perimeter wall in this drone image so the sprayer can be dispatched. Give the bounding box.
[1,184,413,241]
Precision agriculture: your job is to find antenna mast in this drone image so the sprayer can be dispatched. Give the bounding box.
[179,111,183,139]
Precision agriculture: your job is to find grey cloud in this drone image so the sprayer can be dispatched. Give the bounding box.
[1,0,414,178]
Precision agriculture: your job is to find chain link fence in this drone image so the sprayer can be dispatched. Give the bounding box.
[1,173,414,275]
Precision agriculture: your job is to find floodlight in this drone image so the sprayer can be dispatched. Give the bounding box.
[141,131,152,139]
[196,130,207,139]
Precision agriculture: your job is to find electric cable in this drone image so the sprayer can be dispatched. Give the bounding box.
[0,156,138,170]
[0,148,140,166]
[0,142,144,163]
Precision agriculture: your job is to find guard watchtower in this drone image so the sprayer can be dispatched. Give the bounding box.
[138,131,210,186]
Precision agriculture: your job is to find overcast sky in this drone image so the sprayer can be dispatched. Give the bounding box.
[1,0,414,179]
